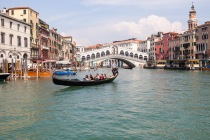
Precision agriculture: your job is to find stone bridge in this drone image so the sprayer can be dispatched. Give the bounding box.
[77,45,148,68]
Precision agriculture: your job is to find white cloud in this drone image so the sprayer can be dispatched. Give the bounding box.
[65,15,182,46]
[83,0,184,6]
[115,15,183,37]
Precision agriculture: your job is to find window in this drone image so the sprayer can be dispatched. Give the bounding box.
[1,18,4,26]
[1,32,5,44]
[17,36,21,46]
[23,19,26,22]
[17,24,20,31]
[11,10,14,15]
[23,10,26,14]
[24,37,28,47]
[24,26,27,32]
[10,22,12,28]
[9,34,13,45]
[0,54,3,58]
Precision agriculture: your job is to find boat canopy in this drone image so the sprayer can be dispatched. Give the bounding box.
[56,61,70,65]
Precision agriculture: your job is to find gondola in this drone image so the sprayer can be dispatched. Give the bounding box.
[52,73,118,86]
[52,68,118,86]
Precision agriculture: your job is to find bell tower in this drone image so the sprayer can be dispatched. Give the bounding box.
[188,2,198,30]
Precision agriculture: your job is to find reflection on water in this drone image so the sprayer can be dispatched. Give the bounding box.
[1,68,210,139]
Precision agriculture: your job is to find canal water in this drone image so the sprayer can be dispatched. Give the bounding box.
[1,68,210,140]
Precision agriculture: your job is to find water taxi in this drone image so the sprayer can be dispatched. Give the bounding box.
[185,59,201,70]
[164,59,190,70]
[156,60,166,69]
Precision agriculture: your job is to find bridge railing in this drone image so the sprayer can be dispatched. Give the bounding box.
[84,54,146,63]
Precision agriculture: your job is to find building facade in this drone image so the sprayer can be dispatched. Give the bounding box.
[168,35,180,60]
[195,21,210,59]
[0,11,31,72]
[7,7,40,62]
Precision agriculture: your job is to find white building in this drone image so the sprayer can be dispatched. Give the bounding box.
[0,10,31,67]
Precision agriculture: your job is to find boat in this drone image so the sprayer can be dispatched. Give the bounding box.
[143,65,156,69]
[143,60,156,69]
[0,73,10,81]
[55,69,76,75]
[185,59,201,70]
[200,59,210,71]
[27,60,56,77]
[164,59,190,70]
[123,66,133,69]
[156,60,166,69]
[52,73,118,86]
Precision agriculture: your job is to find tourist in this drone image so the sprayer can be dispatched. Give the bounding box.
[100,74,105,80]
[94,73,100,80]
[90,74,94,80]
[84,75,89,81]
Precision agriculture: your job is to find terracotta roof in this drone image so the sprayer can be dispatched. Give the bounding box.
[163,32,179,35]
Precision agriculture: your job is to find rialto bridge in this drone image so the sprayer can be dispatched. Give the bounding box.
[77,45,148,68]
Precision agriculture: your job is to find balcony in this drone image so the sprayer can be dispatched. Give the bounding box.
[195,51,205,54]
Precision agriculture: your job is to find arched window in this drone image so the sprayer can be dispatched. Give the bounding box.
[23,53,28,59]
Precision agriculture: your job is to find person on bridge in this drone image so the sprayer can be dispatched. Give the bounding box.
[111,60,118,75]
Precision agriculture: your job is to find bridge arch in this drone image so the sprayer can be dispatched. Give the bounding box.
[82,56,85,61]
[130,52,133,57]
[91,54,95,59]
[106,50,110,55]
[96,52,100,58]
[134,53,138,58]
[125,51,129,56]
[120,50,124,55]
[101,51,105,57]
[87,55,90,60]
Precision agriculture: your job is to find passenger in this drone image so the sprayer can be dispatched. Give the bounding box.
[94,73,100,80]
[84,75,90,81]
[104,74,107,79]
[100,74,105,80]
[90,74,94,80]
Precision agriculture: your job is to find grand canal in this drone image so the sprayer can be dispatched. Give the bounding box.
[1,68,210,139]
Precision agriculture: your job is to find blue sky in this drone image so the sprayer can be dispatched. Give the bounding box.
[1,0,209,46]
